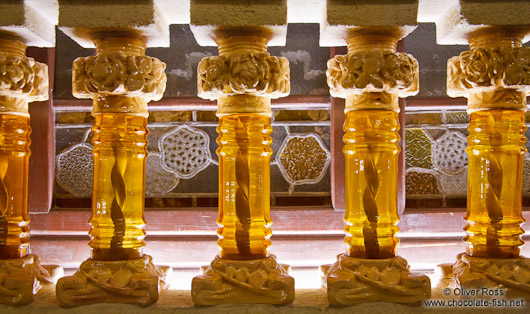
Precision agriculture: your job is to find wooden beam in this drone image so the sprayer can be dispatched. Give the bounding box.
[27,47,55,213]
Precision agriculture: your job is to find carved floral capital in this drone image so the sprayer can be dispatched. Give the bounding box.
[197,53,290,100]
[0,55,48,102]
[73,54,167,101]
[448,46,530,97]
[327,51,419,98]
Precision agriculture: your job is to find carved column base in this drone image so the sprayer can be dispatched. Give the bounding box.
[0,254,62,306]
[324,254,431,306]
[436,253,530,299]
[56,255,171,307]
[191,255,294,305]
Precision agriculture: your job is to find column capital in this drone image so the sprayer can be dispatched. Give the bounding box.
[0,36,49,116]
[325,27,419,112]
[72,39,166,102]
[446,27,530,111]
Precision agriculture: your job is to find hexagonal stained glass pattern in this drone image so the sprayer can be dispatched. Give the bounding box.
[145,153,179,196]
[437,167,467,197]
[56,143,93,197]
[405,168,440,196]
[159,126,211,179]
[433,131,468,173]
[277,133,330,186]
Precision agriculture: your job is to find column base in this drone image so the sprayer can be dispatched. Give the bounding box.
[324,254,431,306]
[56,254,171,307]
[0,254,62,306]
[191,255,294,305]
[440,253,530,299]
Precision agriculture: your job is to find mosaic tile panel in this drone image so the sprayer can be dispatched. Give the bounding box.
[277,133,330,186]
[56,112,93,124]
[437,167,467,197]
[55,109,332,202]
[404,112,442,126]
[274,110,330,121]
[145,153,179,196]
[523,156,530,193]
[148,111,193,123]
[405,109,530,207]
[195,111,218,121]
[445,111,469,124]
[56,143,93,197]
[405,128,433,169]
[56,107,530,207]
[405,168,440,196]
[159,126,211,179]
[432,131,468,173]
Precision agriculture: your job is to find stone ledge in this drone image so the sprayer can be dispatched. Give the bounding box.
[58,0,170,47]
[435,0,530,45]
[0,0,55,47]
[2,286,529,313]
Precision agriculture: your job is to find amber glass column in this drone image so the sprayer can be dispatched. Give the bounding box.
[217,112,273,260]
[0,35,57,306]
[343,108,400,259]
[0,42,31,261]
[56,33,168,306]
[463,32,527,259]
[192,31,294,305]
[325,27,430,305]
[446,28,530,294]
[89,38,149,261]
[466,108,526,258]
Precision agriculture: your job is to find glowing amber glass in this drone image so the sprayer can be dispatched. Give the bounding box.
[90,112,147,261]
[343,110,400,259]
[0,114,30,259]
[216,113,272,260]
[465,109,526,258]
